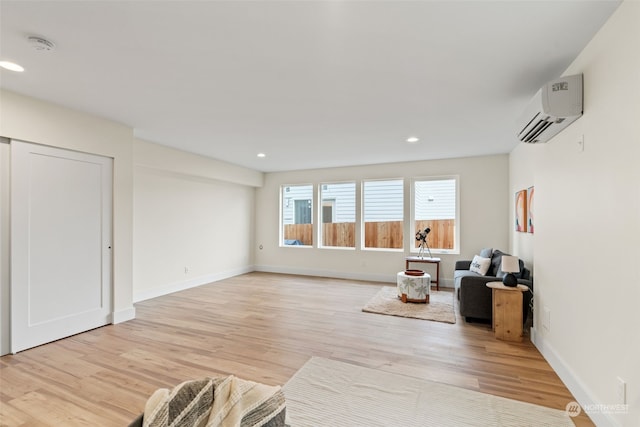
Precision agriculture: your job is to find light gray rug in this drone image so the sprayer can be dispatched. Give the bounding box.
[362,286,456,324]
[283,357,574,427]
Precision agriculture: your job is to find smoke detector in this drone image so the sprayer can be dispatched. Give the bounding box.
[28,36,55,51]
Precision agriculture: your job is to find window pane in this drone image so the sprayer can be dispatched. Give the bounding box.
[282,184,313,246]
[363,179,403,249]
[414,178,456,250]
[320,182,355,248]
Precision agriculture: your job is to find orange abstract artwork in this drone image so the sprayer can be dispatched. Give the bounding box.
[527,186,534,234]
[515,189,527,232]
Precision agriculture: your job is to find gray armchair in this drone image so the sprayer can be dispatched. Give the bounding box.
[454,250,533,323]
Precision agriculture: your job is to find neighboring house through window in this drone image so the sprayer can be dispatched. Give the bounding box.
[280,177,458,252]
[319,182,356,248]
[412,177,458,252]
[362,179,403,250]
[281,184,313,246]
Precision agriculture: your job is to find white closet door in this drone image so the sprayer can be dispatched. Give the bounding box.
[11,141,113,353]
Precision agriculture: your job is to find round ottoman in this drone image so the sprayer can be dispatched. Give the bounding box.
[397,271,431,303]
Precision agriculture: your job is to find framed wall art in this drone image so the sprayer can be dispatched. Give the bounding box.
[527,186,534,233]
[515,189,527,232]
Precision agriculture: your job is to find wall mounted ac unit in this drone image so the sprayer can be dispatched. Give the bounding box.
[517,74,583,144]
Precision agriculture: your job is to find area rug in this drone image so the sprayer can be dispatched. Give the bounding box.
[362,286,456,324]
[283,357,574,427]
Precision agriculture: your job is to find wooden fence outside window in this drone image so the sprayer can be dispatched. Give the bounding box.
[283,219,454,249]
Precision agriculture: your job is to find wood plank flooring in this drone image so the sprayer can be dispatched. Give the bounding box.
[0,272,593,426]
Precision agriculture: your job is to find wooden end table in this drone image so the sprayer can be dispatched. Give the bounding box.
[405,256,441,290]
[486,282,529,342]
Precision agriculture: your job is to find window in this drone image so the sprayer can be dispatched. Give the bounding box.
[319,182,355,248]
[281,184,313,246]
[412,177,458,252]
[362,179,403,249]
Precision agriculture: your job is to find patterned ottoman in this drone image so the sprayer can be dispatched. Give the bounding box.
[397,271,431,303]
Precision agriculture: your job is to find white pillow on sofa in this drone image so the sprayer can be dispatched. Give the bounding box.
[470,255,491,275]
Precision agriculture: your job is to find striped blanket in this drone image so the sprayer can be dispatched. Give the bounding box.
[141,376,286,427]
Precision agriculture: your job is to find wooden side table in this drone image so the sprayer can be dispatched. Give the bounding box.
[486,282,529,342]
[405,256,441,290]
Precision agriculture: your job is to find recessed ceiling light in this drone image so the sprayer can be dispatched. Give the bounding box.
[407,136,420,143]
[0,61,25,72]
[257,153,266,158]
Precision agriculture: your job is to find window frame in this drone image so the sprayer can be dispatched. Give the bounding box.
[361,178,405,252]
[410,175,460,255]
[318,181,356,250]
[280,183,314,248]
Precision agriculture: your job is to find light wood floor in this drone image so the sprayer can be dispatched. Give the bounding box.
[0,272,593,426]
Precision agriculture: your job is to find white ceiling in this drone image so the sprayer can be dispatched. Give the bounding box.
[0,1,621,172]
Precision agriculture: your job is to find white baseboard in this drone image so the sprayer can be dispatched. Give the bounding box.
[253,265,454,288]
[134,265,447,307]
[133,266,254,303]
[531,327,620,427]
[254,265,394,283]
[112,306,136,324]
[133,265,453,306]
[438,278,454,288]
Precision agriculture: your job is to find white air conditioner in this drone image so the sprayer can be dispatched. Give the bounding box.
[517,74,583,144]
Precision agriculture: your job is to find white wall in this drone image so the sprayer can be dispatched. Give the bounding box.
[0,93,263,353]
[510,2,640,426]
[132,139,260,301]
[0,140,10,355]
[0,90,136,339]
[134,139,262,188]
[508,146,535,269]
[255,155,509,284]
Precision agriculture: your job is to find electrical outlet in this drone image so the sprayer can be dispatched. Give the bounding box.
[184,266,189,274]
[617,377,626,404]
[542,307,551,331]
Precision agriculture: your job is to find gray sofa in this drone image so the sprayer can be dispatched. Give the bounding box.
[454,249,533,323]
